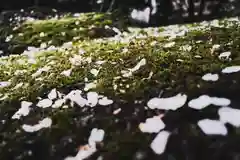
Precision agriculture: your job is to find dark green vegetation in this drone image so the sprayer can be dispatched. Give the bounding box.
[0,12,240,160]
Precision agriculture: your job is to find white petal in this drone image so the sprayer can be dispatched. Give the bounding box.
[88,128,105,144]
[13,82,24,89]
[52,99,65,108]
[69,55,83,66]
[95,60,105,65]
[180,44,192,51]
[90,69,99,77]
[79,49,85,54]
[121,70,133,78]
[22,124,41,133]
[98,97,113,106]
[130,7,151,23]
[64,157,76,160]
[48,88,57,100]
[139,116,165,133]
[22,101,33,108]
[32,66,51,77]
[188,95,230,110]
[70,128,105,159]
[163,42,175,48]
[39,32,45,37]
[63,42,73,48]
[84,82,97,91]
[87,92,99,107]
[113,108,121,115]
[222,66,240,73]
[130,58,147,72]
[12,101,32,119]
[218,107,240,127]
[65,90,87,107]
[218,51,231,60]
[32,70,42,77]
[61,69,72,77]
[39,117,52,128]
[212,44,221,50]
[211,97,230,106]
[188,95,211,109]
[36,99,53,108]
[75,96,88,107]
[147,93,187,110]
[0,81,11,88]
[197,119,227,135]
[75,144,97,160]
[202,73,219,81]
[150,130,170,155]
[22,117,52,132]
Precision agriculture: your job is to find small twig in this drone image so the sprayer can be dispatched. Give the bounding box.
[107,0,115,12]
[99,0,104,12]
[158,90,164,98]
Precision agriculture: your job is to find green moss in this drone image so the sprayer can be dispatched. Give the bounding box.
[1,19,240,103]
[3,12,127,54]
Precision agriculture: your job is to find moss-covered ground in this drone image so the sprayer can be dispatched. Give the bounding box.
[0,10,240,160]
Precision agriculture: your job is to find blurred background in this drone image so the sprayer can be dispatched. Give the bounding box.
[0,0,240,26]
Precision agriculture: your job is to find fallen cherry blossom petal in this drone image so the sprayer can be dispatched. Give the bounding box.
[22,117,52,133]
[48,88,57,100]
[218,107,240,127]
[139,116,165,133]
[98,97,113,106]
[87,92,99,107]
[147,93,187,110]
[12,101,32,119]
[197,119,227,135]
[202,73,219,81]
[36,98,53,108]
[150,130,170,155]
[222,66,240,73]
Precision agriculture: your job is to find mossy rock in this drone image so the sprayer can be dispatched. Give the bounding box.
[0,17,240,160]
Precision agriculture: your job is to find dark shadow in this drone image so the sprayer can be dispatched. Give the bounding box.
[0,0,240,26]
